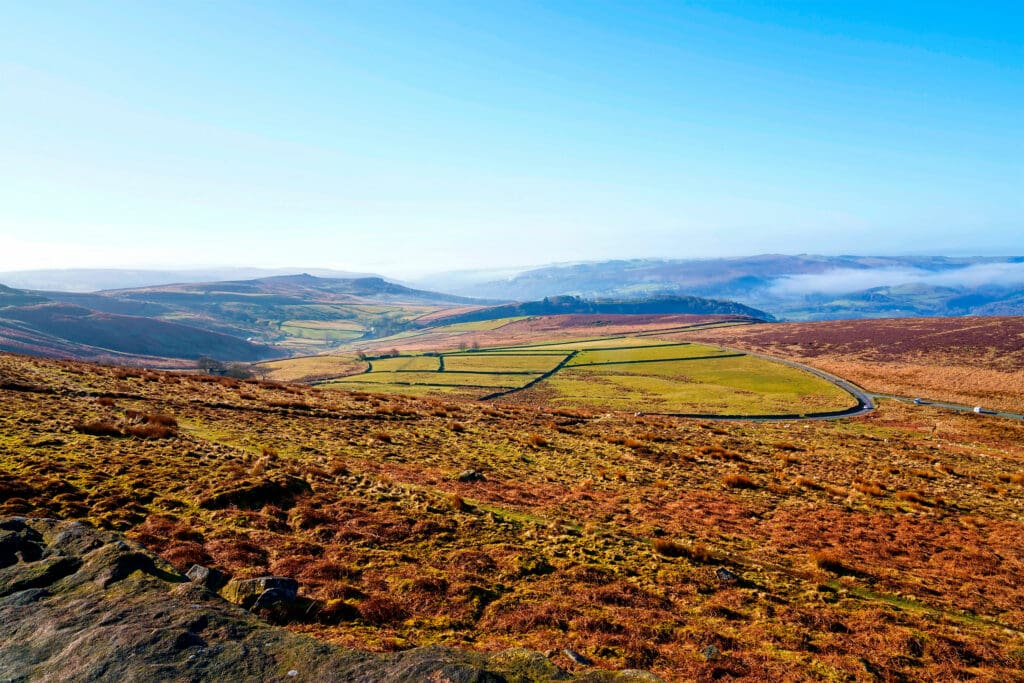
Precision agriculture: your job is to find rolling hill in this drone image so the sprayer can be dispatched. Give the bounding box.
[1,274,774,367]
[0,299,280,364]
[414,255,1024,320]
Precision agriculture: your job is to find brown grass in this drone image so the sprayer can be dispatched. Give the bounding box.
[73,419,122,437]
[5,351,1024,681]
[652,538,712,562]
[723,473,757,489]
[811,549,848,574]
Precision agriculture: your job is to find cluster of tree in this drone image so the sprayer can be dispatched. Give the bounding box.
[428,295,772,326]
[196,356,268,379]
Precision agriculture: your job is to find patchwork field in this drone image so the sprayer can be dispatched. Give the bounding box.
[280,320,368,343]
[357,315,755,355]
[318,338,857,417]
[2,351,1024,681]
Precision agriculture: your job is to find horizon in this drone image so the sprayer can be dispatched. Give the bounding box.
[3,252,1024,299]
[3,2,1021,273]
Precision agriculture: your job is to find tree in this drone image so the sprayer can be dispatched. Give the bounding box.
[224,363,253,379]
[197,356,225,374]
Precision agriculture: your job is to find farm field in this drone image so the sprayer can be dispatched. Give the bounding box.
[333,370,535,389]
[444,353,565,374]
[2,351,1024,681]
[357,314,756,355]
[510,346,855,416]
[280,319,367,343]
[316,337,858,417]
[252,354,366,383]
[350,316,531,353]
[260,315,757,385]
[680,317,1024,414]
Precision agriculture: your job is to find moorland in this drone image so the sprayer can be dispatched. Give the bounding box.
[3,310,1024,681]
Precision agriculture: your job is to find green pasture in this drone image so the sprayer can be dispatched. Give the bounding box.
[280,323,366,342]
[322,333,858,416]
[567,342,733,366]
[369,356,442,372]
[443,353,567,373]
[331,370,534,389]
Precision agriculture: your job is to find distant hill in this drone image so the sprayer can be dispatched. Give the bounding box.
[0,283,48,307]
[0,267,380,292]
[426,294,772,326]
[107,274,483,306]
[414,255,1024,321]
[0,302,279,362]
[0,275,490,365]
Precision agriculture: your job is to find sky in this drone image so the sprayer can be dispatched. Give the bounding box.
[2,1,1021,277]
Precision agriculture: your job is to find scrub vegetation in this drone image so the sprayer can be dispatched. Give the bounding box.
[3,348,1024,680]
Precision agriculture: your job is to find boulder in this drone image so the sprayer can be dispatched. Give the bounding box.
[186,564,227,592]
[220,576,298,609]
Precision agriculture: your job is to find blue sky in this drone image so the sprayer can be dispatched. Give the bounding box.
[1,1,1021,276]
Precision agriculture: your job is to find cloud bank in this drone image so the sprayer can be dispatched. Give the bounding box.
[769,262,1024,297]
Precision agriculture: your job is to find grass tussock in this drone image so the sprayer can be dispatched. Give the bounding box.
[723,473,757,489]
[73,419,122,437]
[812,549,848,574]
[652,538,713,562]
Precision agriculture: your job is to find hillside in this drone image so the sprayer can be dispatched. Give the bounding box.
[107,274,483,306]
[0,275,495,365]
[0,302,280,362]
[2,351,1024,680]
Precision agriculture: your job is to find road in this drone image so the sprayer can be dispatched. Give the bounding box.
[870,393,1024,422]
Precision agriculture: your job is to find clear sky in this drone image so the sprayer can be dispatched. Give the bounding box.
[2,1,1021,276]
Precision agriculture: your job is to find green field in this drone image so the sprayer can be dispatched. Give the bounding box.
[533,352,854,415]
[321,338,858,415]
[566,341,733,365]
[335,371,535,388]
[351,316,528,350]
[443,353,565,373]
[280,320,367,342]
[368,355,442,372]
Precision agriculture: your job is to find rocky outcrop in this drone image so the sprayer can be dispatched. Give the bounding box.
[0,517,662,682]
